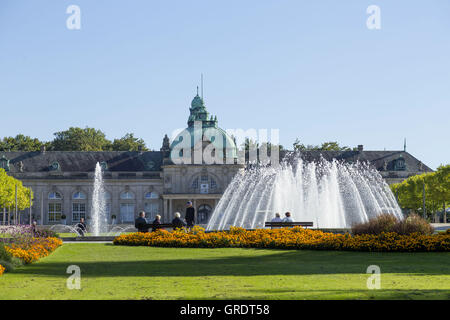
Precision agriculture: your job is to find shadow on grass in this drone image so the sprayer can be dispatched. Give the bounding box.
[13,248,450,278]
[170,289,450,300]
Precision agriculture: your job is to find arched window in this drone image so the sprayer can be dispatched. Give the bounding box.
[191,175,219,193]
[197,204,212,224]
[120,191,135,200]
[191,177,199,189]
[394,156,406,171]
[48,192,62,200]
[145,192,159,199]
[73,191,87,200]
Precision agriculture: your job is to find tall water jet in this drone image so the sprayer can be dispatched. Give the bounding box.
[207,154,403,230]
[91,162,107,236]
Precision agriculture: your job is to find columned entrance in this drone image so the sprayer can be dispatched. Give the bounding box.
[197,204,212,224]
[161,194,221,224]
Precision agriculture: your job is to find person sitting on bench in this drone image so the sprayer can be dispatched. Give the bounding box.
[151,215,162,232]
[282,212,293,223]
[135,211,151,233]
[172,212,186,230]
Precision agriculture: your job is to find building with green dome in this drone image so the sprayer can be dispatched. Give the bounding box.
[0,91,433,227]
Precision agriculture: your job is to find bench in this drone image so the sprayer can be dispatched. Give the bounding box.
[265,221,313,228]
[136,223,183,231]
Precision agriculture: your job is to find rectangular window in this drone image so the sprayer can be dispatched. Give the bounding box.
[48,203,62,222]
[72,203,86,222]
[144,202,159,221]
[120,203,135,222]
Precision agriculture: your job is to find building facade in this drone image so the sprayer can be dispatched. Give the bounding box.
[0,93,433,226]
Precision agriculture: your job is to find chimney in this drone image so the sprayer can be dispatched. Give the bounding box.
[357,145,364,152]
[40,145,46,154]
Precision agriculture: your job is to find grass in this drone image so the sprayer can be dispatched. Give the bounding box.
[0,244,449,300]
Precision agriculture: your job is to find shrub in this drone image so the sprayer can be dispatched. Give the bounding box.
[352,214,398,235]
[0,244,12,262]
[352,213,433,236]
[0,260,15,272]
[392,214,434,235]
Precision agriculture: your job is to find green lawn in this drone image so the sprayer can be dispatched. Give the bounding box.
[1,243,449,300]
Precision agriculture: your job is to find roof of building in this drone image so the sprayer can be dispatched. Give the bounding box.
[0,149,432,174]
[279,150,433,173]
[0,151,164,173]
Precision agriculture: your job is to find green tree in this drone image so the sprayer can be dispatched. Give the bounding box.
[51,127,111,151]
[111,133,148,151]
[293,138,351,151]
[391,165,450,221]
[0,134,48,151]
[0,168,33,224]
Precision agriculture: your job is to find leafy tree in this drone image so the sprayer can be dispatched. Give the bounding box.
[111,133,148,151]
[293,138,351,151]
[0,169,33,224]
[391,165,450,221]
[51,127,111,151]
[0,134,48,151]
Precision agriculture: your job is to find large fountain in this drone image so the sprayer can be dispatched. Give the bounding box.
[207,154,403,230]
[91,162,108,236]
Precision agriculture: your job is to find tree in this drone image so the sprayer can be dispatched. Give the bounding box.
[51,127,111,151]
[391,165,450,221]
[111,133,148,151]
[0,169,33,224]
[293,138,351,151]
[0,134,48,151]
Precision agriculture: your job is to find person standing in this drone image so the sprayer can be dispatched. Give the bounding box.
[185,201,195,230]
[76,217,87,236]
[135,211,150,233]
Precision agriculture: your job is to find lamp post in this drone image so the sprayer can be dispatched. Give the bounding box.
[422,182,426,219]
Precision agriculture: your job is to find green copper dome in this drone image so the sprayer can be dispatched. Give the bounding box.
[191,94,205,110]
[169,92,238,163]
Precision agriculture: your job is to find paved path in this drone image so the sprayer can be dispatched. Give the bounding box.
[63,241,113,244]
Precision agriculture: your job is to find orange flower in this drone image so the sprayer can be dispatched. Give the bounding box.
[113,227,450,252]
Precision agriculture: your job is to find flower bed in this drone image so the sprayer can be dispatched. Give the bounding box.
[0,264,5,276]
[113,227,450,252]
[5,237,62,264]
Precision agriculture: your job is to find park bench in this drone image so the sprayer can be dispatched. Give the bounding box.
[264,221,313,228]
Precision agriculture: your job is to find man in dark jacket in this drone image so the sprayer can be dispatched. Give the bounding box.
[135,211,150,233]
[185,201,195,229]
[172,212,186,230]
[76,217,87,236]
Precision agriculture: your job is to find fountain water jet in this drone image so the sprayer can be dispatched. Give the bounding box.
[91,162,108,236]
[207,154,403,230]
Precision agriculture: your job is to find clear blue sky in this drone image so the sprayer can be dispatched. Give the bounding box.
[0,0,449,169]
